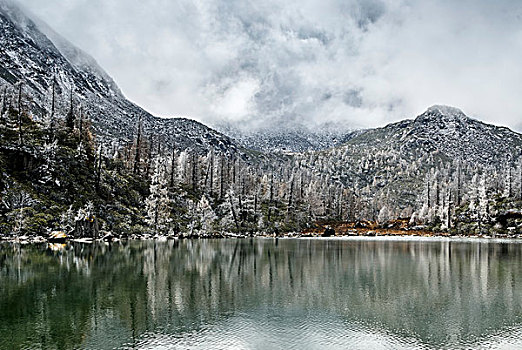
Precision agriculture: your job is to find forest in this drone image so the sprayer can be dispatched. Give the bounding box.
[0,83,521,239]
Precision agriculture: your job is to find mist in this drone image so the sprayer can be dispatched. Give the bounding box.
[16,0,522,132]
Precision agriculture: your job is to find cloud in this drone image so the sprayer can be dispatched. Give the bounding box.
[210,76,260,121]
[16,0,522,132]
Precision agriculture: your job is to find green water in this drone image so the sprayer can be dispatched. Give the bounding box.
[1,238,522,349]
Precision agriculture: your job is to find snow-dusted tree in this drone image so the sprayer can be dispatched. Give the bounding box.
[455,160,463,206]
[74,201,99,237]
[1,184,34,235]
[0,86,7,122]
[169,146,178,188]
[60,205,75,233]
[133,114,143,174]
[38,139,58,185]
[177,150,189,184]
[477,176,490,226]
[504,166,513,198]
[75,201,95,222]
[194,195,217,235]
[76,140,89,162]
[49,76,57,139]
[225,190,241,231]
[519,157,522,200]
[377,205,390,224]
[65,88,76,130]
[409,211,419,226]
[145,156,171,233]
[445,192,453,229]
[468,174,480,221]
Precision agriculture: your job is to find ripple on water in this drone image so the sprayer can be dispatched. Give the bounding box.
[2,239,522,350]
[124,311,436,350]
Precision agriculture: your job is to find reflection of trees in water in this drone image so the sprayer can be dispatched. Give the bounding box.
[1,239,522,348]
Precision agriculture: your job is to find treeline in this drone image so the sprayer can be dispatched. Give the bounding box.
[0,82,146,236]
[0,81,521,238]
[412,159,522,234]
[114,114,353,235]
[0,82,350,237]
[296,143,522,235]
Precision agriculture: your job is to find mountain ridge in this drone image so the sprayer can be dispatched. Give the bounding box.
[3,0,519,160]
[343,104,522,164]
[0,0,255,159]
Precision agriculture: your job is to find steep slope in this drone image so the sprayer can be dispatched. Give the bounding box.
[0,0,250,158]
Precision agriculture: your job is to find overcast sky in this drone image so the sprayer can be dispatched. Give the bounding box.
[16,0,522,132]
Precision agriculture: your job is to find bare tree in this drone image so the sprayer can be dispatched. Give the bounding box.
[17,83,23,146]
[133,114,142,174]
[49,76,56,139]
[66,87,75,130]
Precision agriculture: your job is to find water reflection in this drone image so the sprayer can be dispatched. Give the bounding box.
[1,239,522,349]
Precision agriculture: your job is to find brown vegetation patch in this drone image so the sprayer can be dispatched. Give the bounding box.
[303,220,447,237]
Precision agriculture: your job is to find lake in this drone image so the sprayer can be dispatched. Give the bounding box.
[1,238,522,349]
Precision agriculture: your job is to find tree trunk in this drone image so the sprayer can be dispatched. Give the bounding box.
[17,83,23,146]
[220,157,225,199]
[229,195,240,232]
[66,88,75,130]
[133,115,142,174]
[50,78,56,139]
[209,150,214,196]
[170,146,177,188]
[192,153,197,192]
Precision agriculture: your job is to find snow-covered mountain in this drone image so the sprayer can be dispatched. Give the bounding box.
[1,0,520,170]
[345,105,522,166]
[214,121,355,153]
[1,0,521,235]
[294,105,522,215]
[0,0,250,158]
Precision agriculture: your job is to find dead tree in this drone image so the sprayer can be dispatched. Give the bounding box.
[78,105,83,142]
[220,156,225,199]
[95,145,103,192]
[191,153,197,192]
[169,145,177,188]
[49,77,56,139]
[133,114,142,174]
[66,88,75,130]
[209,150,214,196]
[0,86,6,125]
[17,83,23,146]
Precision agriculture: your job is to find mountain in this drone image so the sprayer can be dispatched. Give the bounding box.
[214,121,356,153]
[343,105,522,166]
[0,0,520,237]
[297,105,522,217]
[0,0,252,158]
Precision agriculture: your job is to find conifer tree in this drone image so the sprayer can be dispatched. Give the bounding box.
[133,114,142,174]
[145,156,171,233]
[17,83,23,146]
[66,88,75,130]
[49,76,56,139]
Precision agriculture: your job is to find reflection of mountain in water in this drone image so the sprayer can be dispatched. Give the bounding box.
[1,239,522,349]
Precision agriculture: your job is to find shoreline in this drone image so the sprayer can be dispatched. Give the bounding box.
[1,230,522,245]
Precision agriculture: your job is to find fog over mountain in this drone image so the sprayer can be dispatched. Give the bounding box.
[13,0,522,134]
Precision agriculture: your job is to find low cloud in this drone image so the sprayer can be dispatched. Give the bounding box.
[17,0,522,132]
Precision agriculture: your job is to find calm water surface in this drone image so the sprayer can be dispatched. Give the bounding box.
[1,238,522,349]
